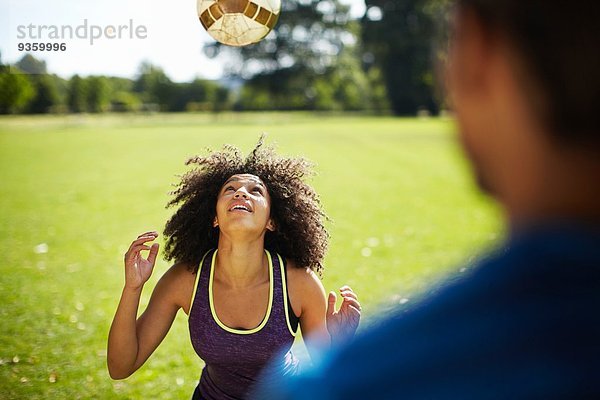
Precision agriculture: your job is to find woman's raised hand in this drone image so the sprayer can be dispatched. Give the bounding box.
[326,285,361,345]
[123,231,160,290]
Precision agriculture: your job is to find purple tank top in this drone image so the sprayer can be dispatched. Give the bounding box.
[189,249,299,399]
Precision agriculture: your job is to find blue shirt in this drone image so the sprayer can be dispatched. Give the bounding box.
[256,224,600,399]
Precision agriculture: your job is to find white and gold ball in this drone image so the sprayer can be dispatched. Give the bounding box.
[198,0,281,47]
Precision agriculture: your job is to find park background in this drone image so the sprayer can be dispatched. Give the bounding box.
[0,0,503,398]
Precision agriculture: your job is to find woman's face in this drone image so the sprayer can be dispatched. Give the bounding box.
[214,174,275,236]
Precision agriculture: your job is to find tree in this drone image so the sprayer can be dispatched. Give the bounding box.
[238,65,312,111]
[213,86,231,112]
[68,75,88,113]
[111,91,141,112]
[105,77,140,112]
[133,62,175,110]
[361,0,448,115]
[205,0,381,111]
[171,79,223,112]
[85,76,110,113]
[0,70,35,114]
[27,74,60,113]
[365,66,390,113]
[237,44,386,112]
[0,51,5,73]
[205,0,356,78]
[15,54,47,74]
[203,0,447,112]
[50,75,70,112]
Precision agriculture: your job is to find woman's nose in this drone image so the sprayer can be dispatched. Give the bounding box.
[234,189,248,198]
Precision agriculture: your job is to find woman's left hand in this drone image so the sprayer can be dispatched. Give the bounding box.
[326,285,361,345]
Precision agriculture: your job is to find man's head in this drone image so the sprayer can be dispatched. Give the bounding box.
[447,1,600,223]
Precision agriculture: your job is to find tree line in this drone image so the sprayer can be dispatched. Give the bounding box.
[1,0,449,115]
[0,55,233,114]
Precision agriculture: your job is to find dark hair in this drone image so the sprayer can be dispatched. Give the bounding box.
[458,0,600,146]
[163,136,329,275]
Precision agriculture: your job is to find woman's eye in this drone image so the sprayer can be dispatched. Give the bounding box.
[252,187,263,194]
[225,186,235,192]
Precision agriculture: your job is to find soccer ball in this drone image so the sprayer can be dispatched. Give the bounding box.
[197,0,281,47]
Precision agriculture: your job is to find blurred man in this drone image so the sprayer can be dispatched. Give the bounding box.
[257,1,600,398]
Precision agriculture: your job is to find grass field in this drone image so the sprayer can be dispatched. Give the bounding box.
[0,113,502,399]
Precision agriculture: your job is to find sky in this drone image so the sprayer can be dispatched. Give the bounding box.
[0,0,366,82]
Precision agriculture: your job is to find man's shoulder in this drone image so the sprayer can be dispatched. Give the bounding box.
[352,224,600,344]
[300,225,600,398]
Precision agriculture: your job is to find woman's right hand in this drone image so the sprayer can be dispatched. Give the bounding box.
[123,231,160,290]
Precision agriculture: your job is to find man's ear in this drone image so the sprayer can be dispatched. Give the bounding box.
[266,218,276,232]
[213,217,219,228]
[450,7,495,96]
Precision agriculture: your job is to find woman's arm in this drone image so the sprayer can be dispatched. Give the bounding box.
[290,267,330,360]
[107,232,191,379]
[287,266,361,361]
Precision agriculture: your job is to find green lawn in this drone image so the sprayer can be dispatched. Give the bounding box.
[0,113,502,399]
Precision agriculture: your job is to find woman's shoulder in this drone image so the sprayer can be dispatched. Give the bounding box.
[155,261,197,312]
[284,258,325,294]
[161,261,196,281]
[283,258,327,319]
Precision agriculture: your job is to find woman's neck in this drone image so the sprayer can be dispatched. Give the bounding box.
[215,236,268,289]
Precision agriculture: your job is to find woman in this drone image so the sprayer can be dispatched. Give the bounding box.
[107,138,361,399]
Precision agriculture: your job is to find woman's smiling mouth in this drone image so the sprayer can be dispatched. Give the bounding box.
[229,203,252,212]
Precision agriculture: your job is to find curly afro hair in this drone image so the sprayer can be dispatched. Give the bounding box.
[163,136,329,275]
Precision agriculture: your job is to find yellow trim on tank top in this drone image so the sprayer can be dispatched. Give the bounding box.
[208,249,274,335]
[188,249,211,318]
[277,253,299,337]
